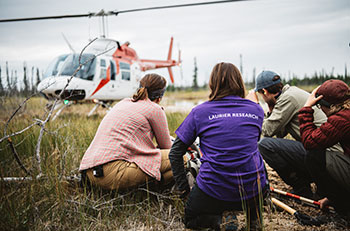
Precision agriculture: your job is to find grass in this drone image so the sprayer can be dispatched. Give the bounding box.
[0,96,189,230]
[164,89,210,100]
[0,85,338,231]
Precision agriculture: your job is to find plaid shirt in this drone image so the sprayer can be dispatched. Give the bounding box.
[79,98,172,180]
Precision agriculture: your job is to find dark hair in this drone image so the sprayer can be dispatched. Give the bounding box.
[209,62,245,101]
[132,73,167,102]
[257,76,284,94]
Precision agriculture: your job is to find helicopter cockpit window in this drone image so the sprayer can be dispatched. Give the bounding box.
[100,59,107,79]
[100,59,106,68]
[59,53,96,81]
[120,62,130,70]
[122,71,130,81]
[43,54,68,79]
[120,62,130,81]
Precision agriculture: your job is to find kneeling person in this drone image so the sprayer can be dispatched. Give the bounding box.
[247,70,336,198]
[79,74,172,191]
[170,63,267,231]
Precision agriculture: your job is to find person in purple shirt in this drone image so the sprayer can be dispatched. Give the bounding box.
[169,62,267,231]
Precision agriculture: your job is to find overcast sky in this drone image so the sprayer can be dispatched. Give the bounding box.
[0,0,349,87]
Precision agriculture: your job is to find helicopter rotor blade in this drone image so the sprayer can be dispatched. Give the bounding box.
[0,0,250,23]
[115,0,248,14]
[0,13,95,23]
[61,33,76,54]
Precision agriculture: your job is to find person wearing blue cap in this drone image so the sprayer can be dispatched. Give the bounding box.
[246,70,341,198]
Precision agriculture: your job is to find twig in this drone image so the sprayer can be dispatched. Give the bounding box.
[7,137,31,175]
[138,188,174,199]
[0,121,39,143]
[150,214,171,226]
[0,174,80,182]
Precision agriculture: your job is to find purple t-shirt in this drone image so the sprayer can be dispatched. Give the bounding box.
[175,95,266,202]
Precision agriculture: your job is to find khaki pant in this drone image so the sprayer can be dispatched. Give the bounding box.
[86,149,173,191]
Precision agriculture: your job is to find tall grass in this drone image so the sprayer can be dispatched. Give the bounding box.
[0,96,188,230]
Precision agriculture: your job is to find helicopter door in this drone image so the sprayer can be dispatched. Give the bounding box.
[107,60,118,98]
[117,61,134,97]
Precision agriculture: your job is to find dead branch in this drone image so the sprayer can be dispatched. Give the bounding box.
[34,38,99,174]
[138,188,174,200]
[0,121,39,143]
[7,137,31,175]
[0,174,80,183]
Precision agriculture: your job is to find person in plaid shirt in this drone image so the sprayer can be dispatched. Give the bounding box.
[79,73,172,191]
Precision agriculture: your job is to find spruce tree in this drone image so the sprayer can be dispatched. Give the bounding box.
[192,57,198,90]
[0,66,3,95]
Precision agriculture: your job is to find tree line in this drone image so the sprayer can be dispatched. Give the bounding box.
[0,62,42,96]
[2,60,349,95]
[174,57,350,91]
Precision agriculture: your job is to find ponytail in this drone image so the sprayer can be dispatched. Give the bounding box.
[132,73,167,102]
[132,86,148,102]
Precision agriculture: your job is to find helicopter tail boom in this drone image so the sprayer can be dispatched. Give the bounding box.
[139,37,180,83]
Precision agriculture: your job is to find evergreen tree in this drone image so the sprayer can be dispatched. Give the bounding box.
[23,62,29,95]
[6,61,11,91]
[0,65,3,95]
[31,66,35,93]
[192,57,198,90]
[12,70,18,93]
[36,67,41,88]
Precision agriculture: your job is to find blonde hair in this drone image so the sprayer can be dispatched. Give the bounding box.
[329,93,350,115]
[209,62,245,101]
[132,73,167,102]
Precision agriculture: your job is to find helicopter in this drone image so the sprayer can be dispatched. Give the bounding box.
[37,36,180,103]
[36,36,180,117]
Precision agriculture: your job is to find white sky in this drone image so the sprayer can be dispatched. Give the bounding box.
[0,0,349,87]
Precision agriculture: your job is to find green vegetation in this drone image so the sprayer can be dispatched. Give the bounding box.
[0,97,188,230]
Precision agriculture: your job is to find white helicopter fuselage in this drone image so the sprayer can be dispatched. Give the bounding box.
[38,38,178,102]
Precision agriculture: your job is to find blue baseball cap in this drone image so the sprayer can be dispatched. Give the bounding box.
[255,70,281,91]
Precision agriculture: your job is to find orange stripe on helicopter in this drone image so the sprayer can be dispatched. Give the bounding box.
[90,65,111,97]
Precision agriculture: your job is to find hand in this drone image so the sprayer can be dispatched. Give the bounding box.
[246,89,259,103]
[318,197,330,210]
[171,184,190,200]
[304,86,323,107]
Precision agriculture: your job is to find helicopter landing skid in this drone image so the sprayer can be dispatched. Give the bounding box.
[87,101,112,117]
[52,101,73,121]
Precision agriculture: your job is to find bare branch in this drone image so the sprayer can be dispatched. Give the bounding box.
[137,188,175,200]
[7,137,31,175]
[0,121,39,143]
[79,38,98,64]
[34,38,100,174]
